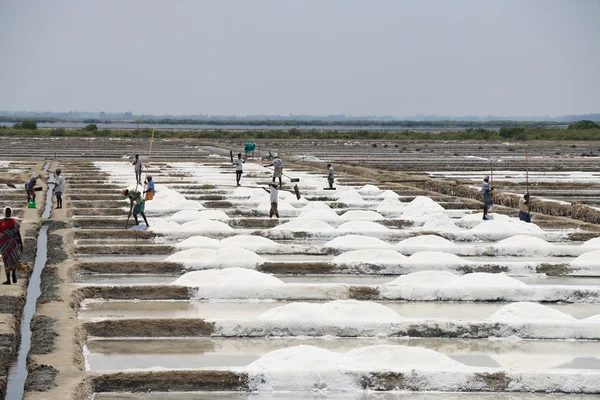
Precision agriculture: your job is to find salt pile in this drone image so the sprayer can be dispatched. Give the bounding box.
[334,190,365,204]
[401,196,445,218]
[450,272,527,287]
[493,235,554,255]
[376,198,406,217]
[488,302,577,322]
[347,345,464,370]
[179,219,234,234]
[340,210,385,220]
[196,210,230,220]
[396,235,458,253]
[461,213,511,222]
[336,221,391,233]
[172,267,284,287]
[165,247,266,269]
[468,220,545,240]
[145,186,204,212]
[220,235,280,251]
[333,249,408,265]
[297,209,341,220]
[259,300,402,322]
[380,190,400,199]
[271,220,335,233]
[388,271,460,285]
[571,250,600,267]
[584,314,600,322]
[169,209,229,223]
[257,201,297,216]
[175,236,220,249]
[231,187,264,198]
[358,184,382,195]
[580,237,600,248]
[302,202,333,211]
[324,235,393,250]
[420,213,458,232]
[407,251,469,266]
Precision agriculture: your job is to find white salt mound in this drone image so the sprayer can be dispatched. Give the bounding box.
[302,202,333,211]
[469,220,544,236]
[271,219,335,233]
[397,235,458,249]
[420,213,458,232]
[165,247,266,269]
[169,210,209,223]
[380,190,400,199]
[196,210,230,220]
[335,190,365,203]
[175,236,220,249]
[324,235,393,250]
[297,210,341,220]
[402,196,445,218]
[336,221,391,233]
[347,345,463,370]
[257,202,297,212]
[461,213,511,222]
[358,184,382,194]
[388,271,460,285]
[584,314,600,322]
[494,235,553,249]
[377,198,405,212]
[247,345,358,371]
[259,300,402,322]
[333,250,408,264]
[180,219,234,233]
[172,267,283,287]
[220,235,279,250]
[571,250,600,267]
[451,273,527,287]
[580,237,600,248]
[340,210,385,220]
[489,302,577,322]
[408,251,468,265]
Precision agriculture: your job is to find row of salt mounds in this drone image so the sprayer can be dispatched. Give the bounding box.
[488,302,577,322]
[169,209,229,223]
[324,235,393,250]
[388,271,527,288]
[333,249,408,265]
[245,345,465,391]
[376,197,406,217]
[166,247,266,269]
[340,210,385,220]
[492,235,554,256]
[396,235,459,254]
[176,235,280,252]
[467,219,546,241]
[259,300,402,322]
[172,267,284,287]
[146,219,233,235]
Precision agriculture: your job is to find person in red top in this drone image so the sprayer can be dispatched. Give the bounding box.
[0,207,27,284]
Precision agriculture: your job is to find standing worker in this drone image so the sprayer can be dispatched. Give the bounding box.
[53,168,65,209]
[327,163,335,189]
[263,183,280,218]
[0,207,27,285]
[266,155,283,188]
[519,193,531,223]
[25,174,39,204]
[233,153,245,186]
[481,175,493,220]
[122,187,150,228]
[144,175,155,201]
[132,154,143,185]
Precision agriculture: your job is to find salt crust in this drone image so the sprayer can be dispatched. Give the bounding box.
[271,220,335,232]
[336,221,391,233]
[165,247,266,269]
[324,235,393,250]
[340,210,385,220]
[332,249,408,264]
[258,300,402,322]
[172,267,283,287]
[571,250,600,267]
[489,302,577,322]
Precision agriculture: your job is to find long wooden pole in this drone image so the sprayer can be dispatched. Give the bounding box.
[525,147,529,195]
[489,157,494,214]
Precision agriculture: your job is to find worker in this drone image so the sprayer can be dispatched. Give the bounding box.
[263,183,280,218]
[266,155,283,188]
[144,175,155,201]
[327,163,334,189]
[25,174,39,203]
[122,188,150,228]
[132,154,143,185]
[519,193,531,223]
[482,175,493,220]
[233,153,245,186]
[53,168,65,209]
[0,207,27,285]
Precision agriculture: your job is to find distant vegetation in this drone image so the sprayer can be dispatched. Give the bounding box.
[568,120,600,130]
[1,123,600,141]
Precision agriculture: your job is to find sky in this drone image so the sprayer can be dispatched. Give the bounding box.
[0,0,598,117]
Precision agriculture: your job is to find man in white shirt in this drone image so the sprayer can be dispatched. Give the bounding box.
[233,153,245,186]
[132,154,142,185]
[266,155,283,188]
[263,183,279,218]
[52,168,66,209]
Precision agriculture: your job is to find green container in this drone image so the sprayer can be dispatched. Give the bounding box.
[27,200,36,208]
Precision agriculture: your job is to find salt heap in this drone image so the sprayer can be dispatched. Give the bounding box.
[358,184,382,195]
[450,272,527,287]
[407,251,469,266]
[220,235,280,251]
[376,198,406,217]
[259,300,402,322]
[144,185,204,212]
[336,221,391,233]
[179,219,234,234]
[169,209,230,223]
[340,210,385,220]
[420,213,458,232]
[461,212,511,222]
[172,267,284,287]
[257,201,297,216]
[401,196,445,219]
[580,237,600,248]
[231,187,263,198]
[570,250,600,267]
[493,235,554,255]
[380,190,400,199]
[334,190,366,204]
[388,271,460,285]
[297,209,341,220]
[396,235,458,254]
[347,345,464,370]
[302,202,333,211]
[175,236,220,249]
[324,235,393,250]
[333,249,408,265]
[468,220,545,240]
[488,302,577,322]
[165,247,266,269]
[271,220,335,233]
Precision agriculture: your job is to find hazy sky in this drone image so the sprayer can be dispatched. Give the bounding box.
[1,0,598,117]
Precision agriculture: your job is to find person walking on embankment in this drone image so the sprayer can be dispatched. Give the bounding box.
[0,207,27,285]
[327,163,335,189]
[519,193,531,223]
[132,154,143,185]
[265,155,283,188]
[53,168,66,209]
[122,188,150,228]
[263,183,280,218]
[481,175,493,220]
[233,153,245,186]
